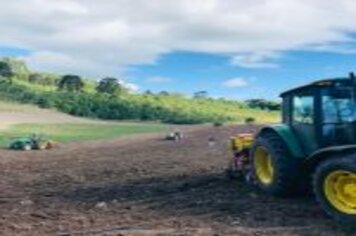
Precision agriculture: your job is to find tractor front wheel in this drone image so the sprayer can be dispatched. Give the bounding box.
[251,132,301,196]
[313,155,356,225]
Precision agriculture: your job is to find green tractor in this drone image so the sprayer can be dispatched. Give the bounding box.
[229,74,356,224]
[9,134,54,151]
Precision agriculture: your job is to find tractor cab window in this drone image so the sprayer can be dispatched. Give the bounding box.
[322,88,355,123]
[321,87,355,146]
[291,93,317,154]
[293,95,314,124]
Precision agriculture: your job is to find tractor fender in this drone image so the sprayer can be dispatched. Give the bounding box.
[257,124,305,158]
[305,145,356,171]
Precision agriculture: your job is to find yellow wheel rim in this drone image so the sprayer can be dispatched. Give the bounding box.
[254,146,274,185]
[324,170,356,214]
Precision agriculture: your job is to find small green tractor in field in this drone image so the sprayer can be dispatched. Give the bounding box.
[9,134,54,151]
[229,74,356,224]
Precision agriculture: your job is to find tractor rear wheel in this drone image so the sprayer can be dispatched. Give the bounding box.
[251,132,301,196]
[313,155,356,225]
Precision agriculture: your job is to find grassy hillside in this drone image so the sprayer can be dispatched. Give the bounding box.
[0,123,166,146]
[0,58,280,124]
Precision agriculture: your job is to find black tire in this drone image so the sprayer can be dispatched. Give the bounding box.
[313,155,356,225]
[251,131,301,196]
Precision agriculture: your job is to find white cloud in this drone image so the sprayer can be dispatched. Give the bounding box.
[119,79,140,92]
[223,78,249,88]
[231,52,280,68]
[145,76,172,83]
[1,0,356,75]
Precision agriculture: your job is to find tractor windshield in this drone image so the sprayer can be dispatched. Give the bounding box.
[321,86,355,146]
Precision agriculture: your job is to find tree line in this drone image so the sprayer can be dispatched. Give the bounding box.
[0,58,280,124]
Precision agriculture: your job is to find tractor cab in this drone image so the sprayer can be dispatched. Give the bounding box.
[280,75,356,155]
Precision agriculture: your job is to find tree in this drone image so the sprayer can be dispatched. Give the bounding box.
[194,91,208,99]
[159,91,170,96]
[28,73,43,84]
[144,90,154,96]
[245,99,281,111]
[0,61,14,78]
[58,75,84,92]
[1,58,29,75]
[28,73,54,86]
[96,77,126,95]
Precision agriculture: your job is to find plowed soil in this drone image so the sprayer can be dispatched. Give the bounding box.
[0,125,350,236]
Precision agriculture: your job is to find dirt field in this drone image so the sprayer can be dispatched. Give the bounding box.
[0,125,351,236]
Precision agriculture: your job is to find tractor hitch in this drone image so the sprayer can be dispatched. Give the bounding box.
[227,133,254,182]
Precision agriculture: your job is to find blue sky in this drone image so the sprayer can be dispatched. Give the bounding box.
[2,1,356,101]
[2,46,356,101]
[127,50,356,100]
